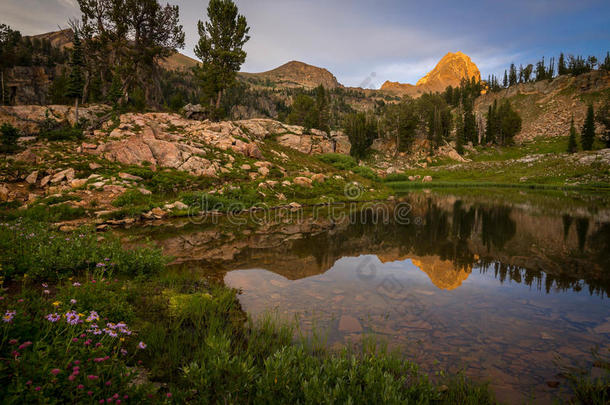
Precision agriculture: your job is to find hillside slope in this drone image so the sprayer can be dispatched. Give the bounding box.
[239,61,341,89]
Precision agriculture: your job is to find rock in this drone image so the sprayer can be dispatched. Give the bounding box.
[338,315,363,333]
[240,164,251,170]
[0,184,9,202]
[276,193,287,201]
[311,173,326,183]
[294,177,313,188]
[258,166,270,177]
[408,176,415,181]
[14,149,38,164]
[150,207,167,219]
[164,201,188,211]
[25,170,38,185]
[51,168,75,184]
[81,142,98,150]
[519,176,528,182]
[70,179,88,188]
[254,161,272,168]
[288,202,302,210]
[138,188,152,196]
[90,181,106,189]
[281,180,291,187]
[118,172,143,181]
[89,163,102,170]
[422,176,433,183]
[102,185,127,194]
[39,175,52,187]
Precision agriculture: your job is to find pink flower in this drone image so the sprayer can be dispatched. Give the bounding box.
[73,282,81,287]
[8,339,17,345]
[87,375,99,380]
[26,380,32,385]
[70,299,77,304]
[51,369,61,375]
[137,341,147,350]
[87,391,93,396]
[18,341,32,350]
[105,380,112,386]
[167,393,172,398]
[77,384,84,389]
[113,394,119,399]
[68,375,76,381]
[99,400,105,404]
[35,386,41,391]
[74,360,81,365]
[43,290,50,294]
[72,338,79,342]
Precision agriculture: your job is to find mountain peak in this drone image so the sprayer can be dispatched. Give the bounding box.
[381,51,481,96]
[240,60,341,89]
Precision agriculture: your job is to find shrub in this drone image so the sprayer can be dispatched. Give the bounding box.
[39,119,83,141]
[318,153,357,170]
[352,165,378,180]
[0,123,20,153]
[112,190,150,207]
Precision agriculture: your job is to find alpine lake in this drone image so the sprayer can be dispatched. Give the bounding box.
[122,188,610,404]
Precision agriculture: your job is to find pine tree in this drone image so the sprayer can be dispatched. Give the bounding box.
[567,116,578,153]
[503,70,508,88]
[65,30,84,122]
[455,110,464,155]
[509,64,517,86]
[601,52,610,71]
[194,0,250,115]
[558,53,567,75]
[581,104,595,150]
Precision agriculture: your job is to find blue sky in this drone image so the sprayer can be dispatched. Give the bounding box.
[1,0,609,88]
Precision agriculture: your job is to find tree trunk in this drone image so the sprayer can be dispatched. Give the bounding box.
[74,97,79,124]
[1,70,4,106]
[215,90,222,110]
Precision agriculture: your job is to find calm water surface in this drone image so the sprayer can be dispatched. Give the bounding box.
[128,190,610,403]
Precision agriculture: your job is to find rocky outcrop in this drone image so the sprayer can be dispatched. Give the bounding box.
[381,52,481,96]
[0,104,111,135]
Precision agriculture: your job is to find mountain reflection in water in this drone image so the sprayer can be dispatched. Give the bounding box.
[126,192,610,404]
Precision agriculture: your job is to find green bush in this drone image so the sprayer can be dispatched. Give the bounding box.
[39,119,83,141]
[318,153,357,170]
[352,165,378,180]
[0,123,20,153]
[0,204,86,222]
[112,190,150,207]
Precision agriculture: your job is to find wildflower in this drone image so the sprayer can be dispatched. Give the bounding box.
[72,338,79,343]
[84,339,92,346]
[120,349,128,356]
[70,299,77,304]
[113,394,119,399]
[9,339,17,345]
[18,298,24,303]
[18,341,32,350]
[138,341,147,350]
[43,290,50,294]
[35,386,41,391]
[87,375,99,380]
[87,391,93,396]
[87,311,100,322]
[12,351,20,357]
[99,400,105,404]
[42,283,48,288]
[105,381,112,386]
[73,282,81,287]
[3,310,16,323]
[104,329,118,338]
[46,313,61,322]
[96,263,105,268]
[68,375,76,381]
[93,357,106,363]
[65,311,80,325]
[77,384,84,389]
[116,401,121,405]
[52,301,61,307]
[74,360,80,365]
[26,380,32,385]
[167,393,172,398]
[51,369,61,376]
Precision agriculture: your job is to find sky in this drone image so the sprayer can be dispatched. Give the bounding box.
[1,0,609,88]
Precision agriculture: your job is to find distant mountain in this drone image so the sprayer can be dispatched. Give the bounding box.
[29,29,198,71]
[239,61,341,89]
[381,51,481,96]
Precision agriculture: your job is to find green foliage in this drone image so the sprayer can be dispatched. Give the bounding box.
[112,190,150,208]
[344,112,377,159]
[352,165,378,180]
[65,30,84,101]
[0,123,20,153]
[382,97,418,152]
[567,117,578,153]
[287,93,317,130]
[317,153,357,170]
[581,104,596,150]
[194,0,250,111]
[0,222,166,280]
[0,288,155,403]
[38,119,83,141]
[485,100,522,146]
[597,96,610,148]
